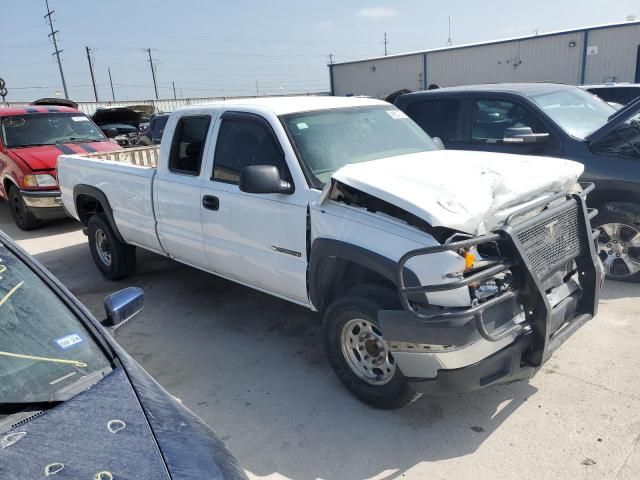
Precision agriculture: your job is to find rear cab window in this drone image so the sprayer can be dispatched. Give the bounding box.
[168,115,212,176]
[404,98,463,143]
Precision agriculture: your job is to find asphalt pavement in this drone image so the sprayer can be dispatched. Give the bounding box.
[2,206,639,480]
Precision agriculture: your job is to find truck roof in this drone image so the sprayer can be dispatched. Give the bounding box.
[0,105,79,117]
[179,95,389,116]
[400,82,577,99]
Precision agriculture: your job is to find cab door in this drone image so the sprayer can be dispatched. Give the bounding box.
[154,113,214,267]
[200,112,309,303]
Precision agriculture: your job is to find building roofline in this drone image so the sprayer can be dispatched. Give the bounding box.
[331,19,640,66]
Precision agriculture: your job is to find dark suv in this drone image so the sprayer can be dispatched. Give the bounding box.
[138,112,170,146]
[395,83,640,282]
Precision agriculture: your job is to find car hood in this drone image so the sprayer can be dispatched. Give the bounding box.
[0,368,171,479]
[9,141,118,171]
[328,150,584,234]
[93,107,141,126]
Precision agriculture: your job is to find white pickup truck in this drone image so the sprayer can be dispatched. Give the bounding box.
[58,96,603,409]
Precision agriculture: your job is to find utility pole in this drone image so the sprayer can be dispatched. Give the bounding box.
[256,80,259,96]
[172,81,177,99]
[328,53,334,65]
[383,33,389,56]
[85,46,99,101]
[146,48,159,100]
[44,0,69,98]
[446,16,453,46]
[108,68,116,102]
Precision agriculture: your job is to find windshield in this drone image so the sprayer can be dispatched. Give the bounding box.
[1,113,106,148]
[0,241,112,403]
[530,88,615,139]
[283,105,438,186]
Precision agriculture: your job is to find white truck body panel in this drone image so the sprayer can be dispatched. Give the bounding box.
[58,156,163,253]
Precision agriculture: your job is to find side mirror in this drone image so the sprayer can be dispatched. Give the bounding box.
[102,287,144,329]
[102,127,119,139]
[432,137,445,150]
[503,127,549,144]
[239,165,293,194]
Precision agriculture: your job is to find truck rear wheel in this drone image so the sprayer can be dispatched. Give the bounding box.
[322,284,420,409]
[9,186,41,231]
[88,214,136,280]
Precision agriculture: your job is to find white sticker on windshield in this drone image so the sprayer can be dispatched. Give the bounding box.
[55,333,83,350]
[71,116,90,122]
[296,122,309,130]
[386,110,408,119]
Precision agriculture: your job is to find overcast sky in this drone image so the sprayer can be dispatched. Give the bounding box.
[1,0,638,102]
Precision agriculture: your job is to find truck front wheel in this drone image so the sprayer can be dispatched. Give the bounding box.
[88,214,136,280]
[322,285,420,409]
[594,203,640,283]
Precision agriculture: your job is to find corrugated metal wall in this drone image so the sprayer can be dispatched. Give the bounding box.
[427,32,585,86]
[332,53,424,98]
[331,23,640,98]
[583,24,640,83]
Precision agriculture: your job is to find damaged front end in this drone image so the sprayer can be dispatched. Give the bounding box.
[379,183,604,394]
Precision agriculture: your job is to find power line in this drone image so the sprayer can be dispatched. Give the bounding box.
[146,48,159,100]
[44,0,68,98]
[85,46,98,101]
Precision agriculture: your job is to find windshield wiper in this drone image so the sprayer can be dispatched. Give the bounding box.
[0,350,87,368]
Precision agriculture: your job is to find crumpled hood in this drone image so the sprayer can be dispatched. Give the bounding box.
[0,368,170,479]
[330,150,584,234]
[10,141,118,171]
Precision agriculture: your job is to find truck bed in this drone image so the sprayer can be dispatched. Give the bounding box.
[57,146,163,254]
[84,145,159,167]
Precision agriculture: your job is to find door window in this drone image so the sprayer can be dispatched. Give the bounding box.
[404,98,462,142]
[470,99,546,143]
[212,115,290,185]
[168,115,211,175]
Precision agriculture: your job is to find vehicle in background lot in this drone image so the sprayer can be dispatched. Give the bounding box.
[395,83,640,282]
[0,229,247,480]
[30,97,79,109]
[58,97,602,409]
[138,112,170,146]
[581,83,640,106]
[92,107,143,148]
[0,106,121,230]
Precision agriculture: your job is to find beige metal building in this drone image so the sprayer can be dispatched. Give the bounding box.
[330,21,640,99]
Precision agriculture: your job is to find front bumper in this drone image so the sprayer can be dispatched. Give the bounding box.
[20,189,67,220]
[380,184,603,392]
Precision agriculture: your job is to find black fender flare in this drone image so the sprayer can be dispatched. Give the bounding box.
[73,184,125,243]
[308,238,419,311]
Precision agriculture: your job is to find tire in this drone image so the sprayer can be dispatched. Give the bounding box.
[593,203,640,283]
[87,214,136,280]
[8,186,41,231]
[322,284,420,409]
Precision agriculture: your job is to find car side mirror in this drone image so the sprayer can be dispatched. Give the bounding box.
[503,127,549,144]
[102,287,144,329]
[102,127,119,139]
[432,137,445,150]
[239,165,293,194]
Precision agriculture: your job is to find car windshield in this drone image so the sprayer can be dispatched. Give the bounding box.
[282,105,438,186]
[0,241,112,403]
[530,88,616,139]
[1,112,105,148]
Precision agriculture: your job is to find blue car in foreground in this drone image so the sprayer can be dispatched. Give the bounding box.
[0,229,247,479]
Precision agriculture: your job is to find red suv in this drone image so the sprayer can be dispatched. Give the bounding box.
[0,105,120,230]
